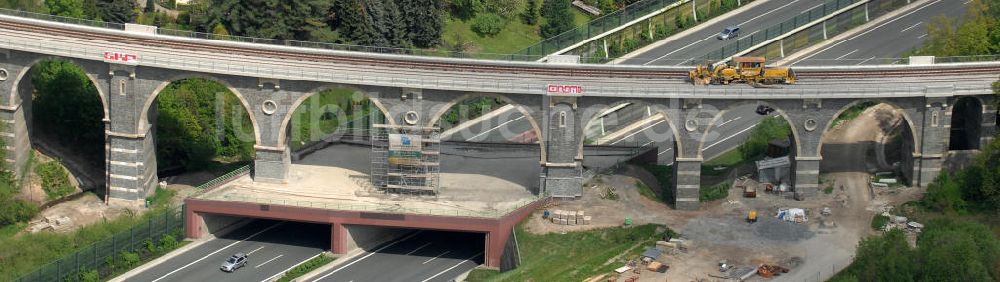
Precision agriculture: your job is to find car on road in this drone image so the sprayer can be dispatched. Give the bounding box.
[221,253,248,272]
[756,105,775,115]
[718,26,740,40]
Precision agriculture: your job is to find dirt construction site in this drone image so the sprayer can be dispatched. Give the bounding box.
[523,104,924,281]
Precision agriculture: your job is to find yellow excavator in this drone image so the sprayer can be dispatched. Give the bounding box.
[689,57,796,85]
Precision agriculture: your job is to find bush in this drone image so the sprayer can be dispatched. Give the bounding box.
[120,251,140,268]
[158,234,178,253]
[36,161,74,200]
[871,214,889,230]
[471,13,506,36]
[0,198,39,225]
[700,182,730,201]
[674,13,685,29]
[277,255,334,282]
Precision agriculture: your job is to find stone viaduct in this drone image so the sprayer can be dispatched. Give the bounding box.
[0,14,996,212]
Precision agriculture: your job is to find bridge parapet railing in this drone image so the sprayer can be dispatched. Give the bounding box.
[195,193,545,219]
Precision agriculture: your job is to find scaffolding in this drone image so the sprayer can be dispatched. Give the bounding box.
[370,123,441,195]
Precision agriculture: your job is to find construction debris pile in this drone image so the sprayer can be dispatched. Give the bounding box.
[547,209,592,225]
[776,208,808,224]
[880,211,923,233]
[28,215,73,233]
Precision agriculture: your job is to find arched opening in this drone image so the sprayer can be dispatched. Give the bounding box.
[428,94,543,199]
[580,101,679,206]
[13,59,108,204]
[949,97,983,151]
[282,87,386,174]
[820,101,918,191]
[147,78,257,189]
[699,102,795,203]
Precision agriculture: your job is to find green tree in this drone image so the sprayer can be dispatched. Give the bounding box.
[450,0,481,19]
[540,0,572,38]
[737,116,790,161]
[332,0,375,45]
[0,0,47,12]
[45,0,85,18]
[400,0,444,47]
[471,13,505,36]
[211,0,331,41]
[522,0,538,25]
[144,0,154,13]
[31,60,105,165]
[95,0,136,23]
[154,79,254,171]
[837,230,916,282]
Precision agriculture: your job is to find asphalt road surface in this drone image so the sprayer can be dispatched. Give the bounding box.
[126,220,328,282]
[599,104,765,165]
[444,107,534,143]
[620,0,826,65]
[308,231,483,282]
[788,0,968,66]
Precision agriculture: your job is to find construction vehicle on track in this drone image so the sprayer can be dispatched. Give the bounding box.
[689,57,796,85]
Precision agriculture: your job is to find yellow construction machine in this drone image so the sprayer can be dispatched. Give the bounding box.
[689,57,795,85]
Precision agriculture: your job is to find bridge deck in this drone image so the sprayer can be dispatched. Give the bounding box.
[195,164,537,218]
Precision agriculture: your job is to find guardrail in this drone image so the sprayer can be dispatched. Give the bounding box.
[697,0,865,64]
[186,164,252,199]
[520,0,696,60]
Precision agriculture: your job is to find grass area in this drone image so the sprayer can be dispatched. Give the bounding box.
[700,182,730,202]
[704,148,743,168]
[145,186,177,208]
[277,254,335,282]
[441,8,591,55]
[467,224,668,281]
[635,181,661,203]
[871,214,890,231]
[0,207,180,279]
[0,222,26,239]
[34,160,74,201]
[637,163,674,205]
[830,101,878,129]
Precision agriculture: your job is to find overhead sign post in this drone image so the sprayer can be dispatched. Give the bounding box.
[103,52,139,65]
[546,84,583,96]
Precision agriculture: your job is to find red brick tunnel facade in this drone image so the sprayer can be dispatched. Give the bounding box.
[184,198,547,268]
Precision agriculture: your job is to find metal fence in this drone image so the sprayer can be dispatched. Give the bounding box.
[519,0,691,59]
[13,206,185,282]
[698,0,863,63]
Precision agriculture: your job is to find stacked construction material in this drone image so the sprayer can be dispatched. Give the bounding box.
[550,210,591,225]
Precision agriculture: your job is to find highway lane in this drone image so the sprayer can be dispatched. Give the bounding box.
[788,0,968,66]
[445,107,535,143]
[594,104,765,165]
[620,0,824,65]
[126,220,328,282]
[309,231,483,282]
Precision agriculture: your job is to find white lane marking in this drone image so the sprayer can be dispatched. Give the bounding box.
[803,3,824,13]
[255,254,283,268]
[313,231,423,281]
[675,57,696,66]
[610,119,666,145]
[468,116,524,141]
[703,124,758,151]
[835,49,858,60]
[789,39,847,65]
[739,0,800,27]
[856,56,876,65]
[261,252,323,282]
[717,116,742,127]
[846,0,943,41]
[645,40,704,65]
[151,222,283,282]
[643,141,654,147]
[423,251,451,264]
[658,147,673,156]
[405,242,433,255]
[247,246,265,255]
[420,252,484,282]
[917,33,928,39]
[900,22,923,33]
